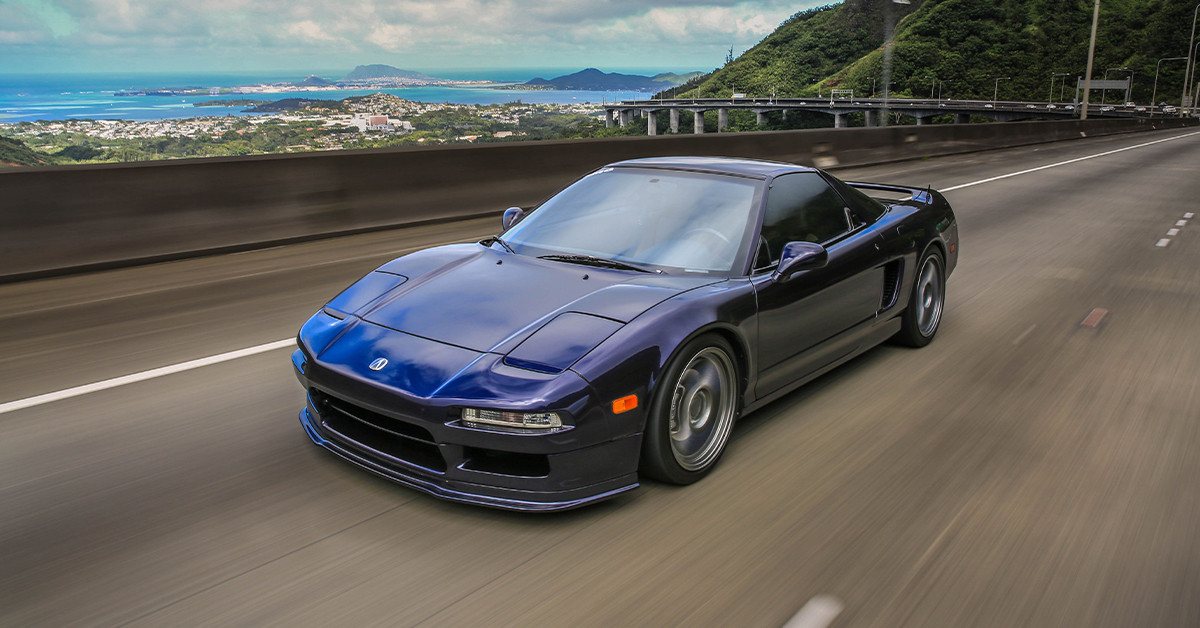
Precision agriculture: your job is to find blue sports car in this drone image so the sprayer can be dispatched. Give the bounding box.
[292,157,958,511]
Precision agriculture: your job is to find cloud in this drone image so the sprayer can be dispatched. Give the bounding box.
[0,0,827,72]
[287,19,336,42]
[12,0,79,37]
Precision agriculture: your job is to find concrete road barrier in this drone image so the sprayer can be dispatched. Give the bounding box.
[1,117,1194,282]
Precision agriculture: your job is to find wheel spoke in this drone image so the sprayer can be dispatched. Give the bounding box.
[667,347,737,471]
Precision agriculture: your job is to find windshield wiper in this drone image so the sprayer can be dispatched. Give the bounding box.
[483,236,515,254]
[538,254,657,273]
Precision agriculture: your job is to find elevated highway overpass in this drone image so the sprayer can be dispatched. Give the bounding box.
[607,96,1184,133]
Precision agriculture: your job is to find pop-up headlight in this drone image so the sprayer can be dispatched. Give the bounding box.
[462,408,563,431]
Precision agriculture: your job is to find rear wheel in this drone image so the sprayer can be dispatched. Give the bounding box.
[894,249,945,348]
[640,334,740,484]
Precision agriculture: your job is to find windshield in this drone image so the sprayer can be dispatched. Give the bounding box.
[501,168,763,274]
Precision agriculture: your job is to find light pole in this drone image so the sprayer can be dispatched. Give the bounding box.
[1049,72,1070,103]
[927,75,937,99]
[1151,57,1187,116]
[1181,4,1198,116]
[993,77,1010,106]
[1101,66,1127,104]
[938,80,952,100]
[1186,40,1200,115]
[1080,0,1100,119]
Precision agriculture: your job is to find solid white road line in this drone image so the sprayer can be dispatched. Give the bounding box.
[940,130,1200,192]
[0,339,295,416]
[9,130,1200,415]
[782,596,844,628]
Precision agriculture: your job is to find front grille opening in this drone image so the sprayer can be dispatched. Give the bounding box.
[461,447,550,478]
[312,389,445,473]
[880,260,902,311]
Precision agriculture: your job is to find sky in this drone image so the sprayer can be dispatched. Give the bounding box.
[0,0,826,76]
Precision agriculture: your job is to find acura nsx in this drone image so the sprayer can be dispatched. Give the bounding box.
[292,157,959,511]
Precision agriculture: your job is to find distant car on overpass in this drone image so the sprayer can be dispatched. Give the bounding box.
[292,157,959,511]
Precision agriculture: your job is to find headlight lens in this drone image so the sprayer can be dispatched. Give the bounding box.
[462,408,563,431]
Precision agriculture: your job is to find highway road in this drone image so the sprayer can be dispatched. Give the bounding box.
[3,128,1200,627]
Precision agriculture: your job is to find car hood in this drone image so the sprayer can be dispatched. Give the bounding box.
[358,244,719,353]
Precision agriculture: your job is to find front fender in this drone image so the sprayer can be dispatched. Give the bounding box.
[570,278,758,439]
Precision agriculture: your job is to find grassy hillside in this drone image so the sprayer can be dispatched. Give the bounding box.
[675,0,924,98]
[679,0,1196,105]
[0,136,56,167]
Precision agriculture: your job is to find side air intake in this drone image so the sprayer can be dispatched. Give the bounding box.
[880,260,902,311]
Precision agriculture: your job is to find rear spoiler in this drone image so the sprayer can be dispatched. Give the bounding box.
[844,182,934,205]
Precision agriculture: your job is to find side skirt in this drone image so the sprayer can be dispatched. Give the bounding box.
[741,316,902,416]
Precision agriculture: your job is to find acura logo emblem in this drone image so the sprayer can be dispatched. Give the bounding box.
[368,357,388,371]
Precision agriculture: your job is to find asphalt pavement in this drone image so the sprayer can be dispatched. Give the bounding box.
[3,127,1200,627]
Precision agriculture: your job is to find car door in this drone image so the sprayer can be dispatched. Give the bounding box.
[752,173,885,398]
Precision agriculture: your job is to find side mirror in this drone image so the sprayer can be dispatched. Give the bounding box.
[502,207,525,231]
[773,241,827,282]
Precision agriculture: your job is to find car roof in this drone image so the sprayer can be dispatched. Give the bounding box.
[608,156,816,178]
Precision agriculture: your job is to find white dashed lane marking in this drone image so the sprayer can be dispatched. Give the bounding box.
[1157,239,1172,247]
[782,596,844,628]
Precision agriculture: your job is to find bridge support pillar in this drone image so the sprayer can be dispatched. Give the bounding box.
[718,108,728,132]
[916,116,930,125]
[669,109,679,133]
[694,111,705,134]
[605,109,613,128]
[954,113,970,124]
[782,109,788,121]
[834,113,847,128]
[865,110,879,127]
[618,110,629,127]
[647,111,657,136]
[756,111,767,126]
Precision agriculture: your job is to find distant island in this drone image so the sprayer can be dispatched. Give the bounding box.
[296,75,334,87]
[342,64,433,81]
[520,68,704,92]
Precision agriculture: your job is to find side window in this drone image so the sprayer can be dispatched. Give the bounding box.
[757,173,851,269]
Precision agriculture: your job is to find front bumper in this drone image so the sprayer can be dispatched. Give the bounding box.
[293,344,641,512]
[299,405,638,512]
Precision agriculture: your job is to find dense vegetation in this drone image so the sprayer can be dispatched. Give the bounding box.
[0,136,57,166]
[678,0,1197,105]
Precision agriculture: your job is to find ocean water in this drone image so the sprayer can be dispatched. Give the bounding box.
[0,70,661,123]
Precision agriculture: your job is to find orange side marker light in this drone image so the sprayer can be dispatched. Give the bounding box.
[612,395,638,414]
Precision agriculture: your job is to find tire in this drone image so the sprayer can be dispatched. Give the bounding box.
[893,248,946,348]
[640,333,740,484]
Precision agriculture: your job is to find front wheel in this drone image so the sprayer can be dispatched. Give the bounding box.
[640,334,740,484]
[893,249,945,348]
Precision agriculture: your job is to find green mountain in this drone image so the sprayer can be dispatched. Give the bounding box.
[527,68,704,92]
[343,64,432,81]
[678,0,1196,105]
[0,136,56,167]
